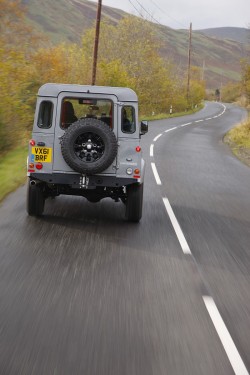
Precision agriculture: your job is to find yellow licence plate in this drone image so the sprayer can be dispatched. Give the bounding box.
[31,147,52,163]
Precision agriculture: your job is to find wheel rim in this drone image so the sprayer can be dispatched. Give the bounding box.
[74,132,105,163]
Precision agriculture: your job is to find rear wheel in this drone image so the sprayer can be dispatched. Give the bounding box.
[26,181,45,216]
[125,183,143,222]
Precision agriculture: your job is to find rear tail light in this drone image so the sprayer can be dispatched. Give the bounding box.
[136,146,141,152]
[29,139,36,146]
[133,169,140,179]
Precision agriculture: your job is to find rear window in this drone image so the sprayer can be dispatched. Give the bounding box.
[60,98,113,129]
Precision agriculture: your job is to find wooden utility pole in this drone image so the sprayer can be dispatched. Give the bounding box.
[187,22,192,101]
[201,60,205,81]
[92,0,102,85]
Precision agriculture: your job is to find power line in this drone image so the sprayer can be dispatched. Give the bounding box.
[128,0,164,26]
[128,0,144,18]
[130,0,212,76]
[147,0,165,14]
[127,0,189,50]
[148,0,187,28]
[132,0,163,26]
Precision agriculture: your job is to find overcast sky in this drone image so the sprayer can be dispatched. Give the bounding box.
[88,0,249,30]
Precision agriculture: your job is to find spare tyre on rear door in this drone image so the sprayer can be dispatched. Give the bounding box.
[61,118,117,175]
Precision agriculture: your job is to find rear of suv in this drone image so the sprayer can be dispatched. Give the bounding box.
[27,83,148,222]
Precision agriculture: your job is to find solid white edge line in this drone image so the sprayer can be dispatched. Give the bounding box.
[150,144,154,157]
[163,198,191,254]
[153,133,162,142]
[151,163,162,185]
[203,296,249,375]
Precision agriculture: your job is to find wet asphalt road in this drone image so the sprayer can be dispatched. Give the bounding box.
[0,102,250,375]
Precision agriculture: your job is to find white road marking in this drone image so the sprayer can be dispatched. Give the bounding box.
[151,163,162,185]
[203,296,249,375]
[195,119,204,123]
[205,117,212,120]
[150,144,154,157]
[165,126,177,133]
[153,133,162,142]
[163,198,192,254]
[181,122,192,127]
[213,115,218,118]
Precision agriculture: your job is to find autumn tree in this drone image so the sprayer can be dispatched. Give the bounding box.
[0,0,42,152]
[82,16,176,115]
[241,60,250,104]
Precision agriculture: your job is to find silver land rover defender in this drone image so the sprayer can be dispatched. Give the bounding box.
[27,84,148,222]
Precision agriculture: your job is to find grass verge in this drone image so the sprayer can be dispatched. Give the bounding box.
[224,117,250,167]
[0,146,28,202]
[140,103,204,121]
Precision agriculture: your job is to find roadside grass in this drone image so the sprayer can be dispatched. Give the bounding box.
[225,117,250,167]
[141,103,204,121]
[0,146,28,202]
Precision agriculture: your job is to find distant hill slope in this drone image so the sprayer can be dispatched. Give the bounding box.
[197,27,250,44]
[22,0,248,89]
[23,0,126,43]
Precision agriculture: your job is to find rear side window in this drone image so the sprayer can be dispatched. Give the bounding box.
[121,106,135,134]
[37,101,53,129]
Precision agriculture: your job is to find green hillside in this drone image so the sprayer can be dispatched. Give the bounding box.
[23,0,127,43]
[22,0,247,89]
[197,27,250,44]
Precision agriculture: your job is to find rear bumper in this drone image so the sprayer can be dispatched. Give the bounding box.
[29,173,138,188]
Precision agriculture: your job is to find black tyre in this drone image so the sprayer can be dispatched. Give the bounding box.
[61,118,117,175]
[125,183,143,222]
[26,182,45,216]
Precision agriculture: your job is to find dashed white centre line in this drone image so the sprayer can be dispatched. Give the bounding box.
[181,122,192,127]
[203,296,249,375]
[153,133,162,142]
[195,119,204,123]
[163,198,192,254]
[151,163,162,185]
[205,117,212,120]
[150,144,154,157]
[165,126,177,133]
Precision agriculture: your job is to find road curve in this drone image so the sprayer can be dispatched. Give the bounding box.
[0,102,249,375]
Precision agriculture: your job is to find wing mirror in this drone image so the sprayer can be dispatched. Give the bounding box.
[140,120,148,135]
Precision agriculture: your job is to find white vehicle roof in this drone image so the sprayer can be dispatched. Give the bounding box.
[38,83,138,102]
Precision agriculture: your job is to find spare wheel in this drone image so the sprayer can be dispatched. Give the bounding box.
[61,118,117,174]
